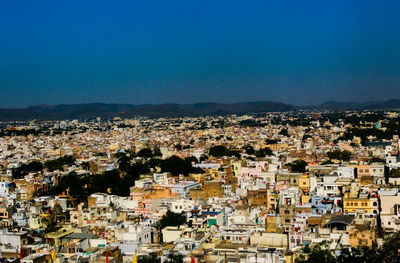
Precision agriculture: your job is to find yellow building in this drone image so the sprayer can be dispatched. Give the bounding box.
[343,198,379,214]
[349,228,376,248]
[266,215,278,233]
[301,193,310,204]
[262,143,288,152]
[231,160,242,177]
[298,174,310,192]
[298,174,311,204]
[45,228,75,246]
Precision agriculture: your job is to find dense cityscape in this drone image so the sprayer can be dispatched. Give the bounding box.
[2,0,400,262]
[0,110,399,262]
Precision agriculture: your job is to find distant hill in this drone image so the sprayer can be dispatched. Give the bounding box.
[0,101,296,121]
[318,99,400,110]
[0,99,399,121]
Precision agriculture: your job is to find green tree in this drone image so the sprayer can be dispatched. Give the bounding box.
[371,156,385,163]
[391,168,400,178]
[137,148,153,158]
[160,156,203,176]
[296,242,336,263]
[165,253,184,263]
[44,155,75,171]
[255,148,273,158]
[174,144,182,151]
[81,161,90,171]
[12,160,44,179]
[158,210,186,230]
[199,154,209,162]
[138,253,161,263]
[377,230,400,262]
[153,146,163,157]
[46,160,151,198]
[209,145,231,157]
[117,153,131,173]
[279,128,289,137]
[290,159,307,173]
[156,210,186,243]
[265,139,278,144]
[327,150,352,161]
[295,232,400,263]
[239,119,263,127]
[245,145,255,155]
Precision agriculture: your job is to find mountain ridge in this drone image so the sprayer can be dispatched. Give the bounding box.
[0,99,400,121]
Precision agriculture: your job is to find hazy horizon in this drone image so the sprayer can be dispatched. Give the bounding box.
[1,98,400,110]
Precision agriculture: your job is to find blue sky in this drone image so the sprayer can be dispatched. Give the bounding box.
[0,0,399,107]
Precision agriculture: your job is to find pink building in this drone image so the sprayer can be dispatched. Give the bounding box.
[380,191,400,232]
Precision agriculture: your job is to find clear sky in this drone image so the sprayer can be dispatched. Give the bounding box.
[0,0,399,108]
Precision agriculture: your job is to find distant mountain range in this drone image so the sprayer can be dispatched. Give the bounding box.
[318,99,400,110]
[0,99,400,121]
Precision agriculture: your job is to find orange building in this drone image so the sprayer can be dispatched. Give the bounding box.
[355,165,371,177]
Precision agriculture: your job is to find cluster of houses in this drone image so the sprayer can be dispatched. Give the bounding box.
[0,112,400,262]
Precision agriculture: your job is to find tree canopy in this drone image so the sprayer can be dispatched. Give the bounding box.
[255,147,273,158]
[12,160,43,179]
[209,145,231,157]
[290,159,307,173]
[138,253,161,263]
[137,148,153,158]
[297,231,400,263]
[159,156,203,176]
[244,145,255,155]
[158,210,186,230]
[44,155,76,171]
[327,150,352,161]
